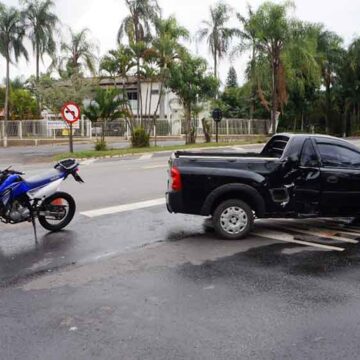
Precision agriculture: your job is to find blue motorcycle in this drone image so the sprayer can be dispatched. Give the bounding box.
[0,159,84,241]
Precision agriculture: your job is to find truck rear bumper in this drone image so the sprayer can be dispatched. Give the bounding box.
[166,191,183,213]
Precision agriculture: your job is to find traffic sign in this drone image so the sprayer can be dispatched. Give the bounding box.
[61,102,80,153]
[61,102,81,124]
[212,108,223,123]
[211,108,223,143]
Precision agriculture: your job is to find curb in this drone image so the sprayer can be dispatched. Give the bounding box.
[69,142,266,162]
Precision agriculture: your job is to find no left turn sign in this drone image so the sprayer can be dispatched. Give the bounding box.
[61,102,81,124]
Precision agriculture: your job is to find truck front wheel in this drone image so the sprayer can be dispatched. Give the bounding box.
[213,199,254,240]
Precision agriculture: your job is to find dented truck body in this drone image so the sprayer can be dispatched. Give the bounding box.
[167,134,360,223]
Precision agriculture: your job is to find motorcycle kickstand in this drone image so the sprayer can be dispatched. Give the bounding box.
[31,212,38,245]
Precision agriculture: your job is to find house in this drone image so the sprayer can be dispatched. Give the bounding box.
[98,76,183,120]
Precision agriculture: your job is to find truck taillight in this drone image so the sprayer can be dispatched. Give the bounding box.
[171,167,182,191]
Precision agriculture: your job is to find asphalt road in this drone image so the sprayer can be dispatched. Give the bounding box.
[2,142,360,359]
[0,139,184,165]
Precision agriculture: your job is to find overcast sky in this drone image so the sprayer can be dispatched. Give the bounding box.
[2,0,360,85]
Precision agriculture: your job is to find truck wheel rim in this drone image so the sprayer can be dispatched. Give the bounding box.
[220,206,248,234]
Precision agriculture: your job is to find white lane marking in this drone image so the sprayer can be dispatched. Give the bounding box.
[81,198,165,218]
[274,225,359,244]
[253,230,344,252]
[139,154,153,161]
[81,159,96,166]
[142,164,168,170]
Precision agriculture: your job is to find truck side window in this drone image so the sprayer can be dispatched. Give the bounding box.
[318,143,360,168]
[301,139,319,167]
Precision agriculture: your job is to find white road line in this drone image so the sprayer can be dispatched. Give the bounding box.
[80,198,166,218]
[142,164,168,170]
[253,230,344,252]
[139,154,153,161]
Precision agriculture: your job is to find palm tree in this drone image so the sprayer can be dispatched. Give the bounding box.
[118,0,161,123]
[316,30,344,133]
[100,45,136,84]
[100,45,136,129]
[197,1,237,79]
[83,88,125,143]
[22,0,58,81]
[61,28,98,77]
[233,6,258,119]
[0,5,28,121]
[147,16,189,122]
[285,21,321,131]
[250,1,294,134]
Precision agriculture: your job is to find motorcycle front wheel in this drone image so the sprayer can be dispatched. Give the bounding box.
[38,192,76,232]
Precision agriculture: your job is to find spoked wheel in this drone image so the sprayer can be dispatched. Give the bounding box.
[213,199,254,240]
[38,192,76,232]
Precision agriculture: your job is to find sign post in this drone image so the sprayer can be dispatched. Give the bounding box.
[61,102,81,153]
[211,108,223,143]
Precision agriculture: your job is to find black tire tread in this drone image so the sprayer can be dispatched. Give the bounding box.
[213,199,254,240]
[38,192,76,232]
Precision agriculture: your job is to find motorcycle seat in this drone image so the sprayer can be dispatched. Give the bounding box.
[24,169,64,189]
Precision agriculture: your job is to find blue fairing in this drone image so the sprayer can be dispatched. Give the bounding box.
[0,169,66,201]
[0,175,22,194]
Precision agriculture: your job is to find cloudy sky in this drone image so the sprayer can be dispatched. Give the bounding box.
[2,0,360,85]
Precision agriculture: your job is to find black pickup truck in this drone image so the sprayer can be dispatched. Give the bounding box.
[166,134,360,239]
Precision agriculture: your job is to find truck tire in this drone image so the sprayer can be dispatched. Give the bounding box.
[213,199,254,240]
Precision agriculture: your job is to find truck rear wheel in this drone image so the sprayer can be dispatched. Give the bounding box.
[213,199,254,240]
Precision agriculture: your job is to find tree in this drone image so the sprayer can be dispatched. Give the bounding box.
[83,88,125,143]
[197,1,237,79]
[233,5,259,119]
[118,0,161,124]
[145,16,189,131]
[226,66,238,88]
[316,30,344,133]
[9,88,38,119]
[32,73,98,114]
[21,0,58,81]
[60,28,98,77]
[251,1,295,133]
[101,45,136,86]
[284,21,321,132]
[0,5,28,120]
[100,45,136,133]
[167,52,219,144]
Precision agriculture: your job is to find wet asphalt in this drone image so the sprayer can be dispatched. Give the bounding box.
[2,237,360,359]
[1,142,360,359]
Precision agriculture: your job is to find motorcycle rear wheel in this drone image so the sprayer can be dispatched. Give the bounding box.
[38,192,76,232]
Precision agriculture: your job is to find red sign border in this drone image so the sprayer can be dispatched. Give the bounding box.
[61,102,81,124]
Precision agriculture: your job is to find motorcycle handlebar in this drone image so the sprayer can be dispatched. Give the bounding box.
[0,169,24,176]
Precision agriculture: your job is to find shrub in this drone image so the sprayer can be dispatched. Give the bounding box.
[131,127,150,148]
[94,139,107,151]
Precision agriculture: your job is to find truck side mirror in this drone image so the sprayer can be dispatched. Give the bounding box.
[282,155,299,169]
[286,155,299,165]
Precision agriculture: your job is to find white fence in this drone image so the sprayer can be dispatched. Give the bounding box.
[0,119,92,139]
[91,118,268,138]
[0,118,268,142]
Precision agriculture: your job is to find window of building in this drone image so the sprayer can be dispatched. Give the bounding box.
[127,91,138,100]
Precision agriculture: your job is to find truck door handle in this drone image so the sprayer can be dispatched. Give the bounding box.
[327,175,339,184]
